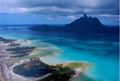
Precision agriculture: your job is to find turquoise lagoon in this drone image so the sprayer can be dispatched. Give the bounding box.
[0,27,119,81]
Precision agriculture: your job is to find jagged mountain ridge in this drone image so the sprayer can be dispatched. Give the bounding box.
[65,14,104,32]
[29,14,119,41]
[29,14,108,32]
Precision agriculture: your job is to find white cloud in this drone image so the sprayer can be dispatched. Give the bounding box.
[0,0,118,16]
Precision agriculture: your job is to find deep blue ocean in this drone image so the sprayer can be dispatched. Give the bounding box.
[0,26,119,81]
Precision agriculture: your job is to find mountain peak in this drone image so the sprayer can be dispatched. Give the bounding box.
[66,14,103,28]
[83,14,88,18]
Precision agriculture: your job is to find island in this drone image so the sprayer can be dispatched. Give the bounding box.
[29,14,119,41]
[0,37,91,81]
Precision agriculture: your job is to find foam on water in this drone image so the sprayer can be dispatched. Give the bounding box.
[0,27,119,81]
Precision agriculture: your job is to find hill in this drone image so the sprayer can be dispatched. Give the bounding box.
[29,14,119,41]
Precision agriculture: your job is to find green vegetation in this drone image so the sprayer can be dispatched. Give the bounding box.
[66,62,91,71]
[40,62,91,81]
[41,66,75,81]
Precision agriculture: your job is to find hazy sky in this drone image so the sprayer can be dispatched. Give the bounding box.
[0,0,119,25]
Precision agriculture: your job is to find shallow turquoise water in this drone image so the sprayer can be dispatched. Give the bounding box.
[0,27,119,81]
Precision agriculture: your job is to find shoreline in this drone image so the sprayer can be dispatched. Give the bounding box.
[0,36,91,81]
[0,37,36,81]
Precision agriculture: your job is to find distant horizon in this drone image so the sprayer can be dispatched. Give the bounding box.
[0,23,119,26]
[0,0,119,26]
[0,1,119,81]
[0,14,119,26]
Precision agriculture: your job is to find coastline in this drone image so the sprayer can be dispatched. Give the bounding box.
[0,37,36,81]
[0,36,91,81]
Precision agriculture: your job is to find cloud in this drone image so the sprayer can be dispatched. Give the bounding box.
[0,0,119,24]
[0,0,118,14]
